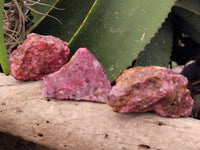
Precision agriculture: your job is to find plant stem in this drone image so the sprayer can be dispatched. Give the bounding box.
[68,0,98,46]
[0,0,10,75]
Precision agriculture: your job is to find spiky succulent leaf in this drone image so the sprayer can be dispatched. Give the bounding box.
[175,0,200,14]
[136,15,173,67]
[68,0,176,81]
[174,0,200,44]
[33,0,175,81]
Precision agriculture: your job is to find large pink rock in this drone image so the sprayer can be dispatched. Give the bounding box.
[107,66,194,117]
[42,48,111,103]
[9,33,70,80]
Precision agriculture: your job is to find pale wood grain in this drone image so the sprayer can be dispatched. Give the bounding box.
[0,73,199,150]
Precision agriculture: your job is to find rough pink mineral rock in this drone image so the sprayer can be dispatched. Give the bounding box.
[42,48,111,103]
[107,66,194,117]
[9,33,70,80]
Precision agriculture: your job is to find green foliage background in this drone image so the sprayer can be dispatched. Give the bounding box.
[1,0,200,82]
[32,0,175,82]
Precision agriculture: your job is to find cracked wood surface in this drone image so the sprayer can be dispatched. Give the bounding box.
[0,73,200,150]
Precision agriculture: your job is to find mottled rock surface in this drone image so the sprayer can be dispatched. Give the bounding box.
[9,33,70,80]
[42,48,111,103]
[107,66,194,117]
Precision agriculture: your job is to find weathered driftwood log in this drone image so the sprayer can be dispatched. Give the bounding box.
[0,73,200,150]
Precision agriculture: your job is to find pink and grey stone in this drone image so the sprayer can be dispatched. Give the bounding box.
[42,48,111,103]
[9,33,70,80]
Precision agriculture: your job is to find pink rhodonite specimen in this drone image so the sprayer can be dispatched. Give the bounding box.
[107,66,194,117]
[9,33,70,80]
[42,48,111,103]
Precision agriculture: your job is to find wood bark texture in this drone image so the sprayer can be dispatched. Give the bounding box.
[0,73,200,150]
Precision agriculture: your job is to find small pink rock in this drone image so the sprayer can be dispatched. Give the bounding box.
[107,66,194,117]
[42,48,111,103]
[9,33,70,80]
[153,74,193,117]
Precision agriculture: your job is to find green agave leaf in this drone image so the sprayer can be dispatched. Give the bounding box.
[0,0,10,74]
[68,0,175,82]
[135,15,173,67]
[33,0,95,42]
[174,0,200,44]
[26,0,59,34]
[175,0,200,14]
[173,6,200,44]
